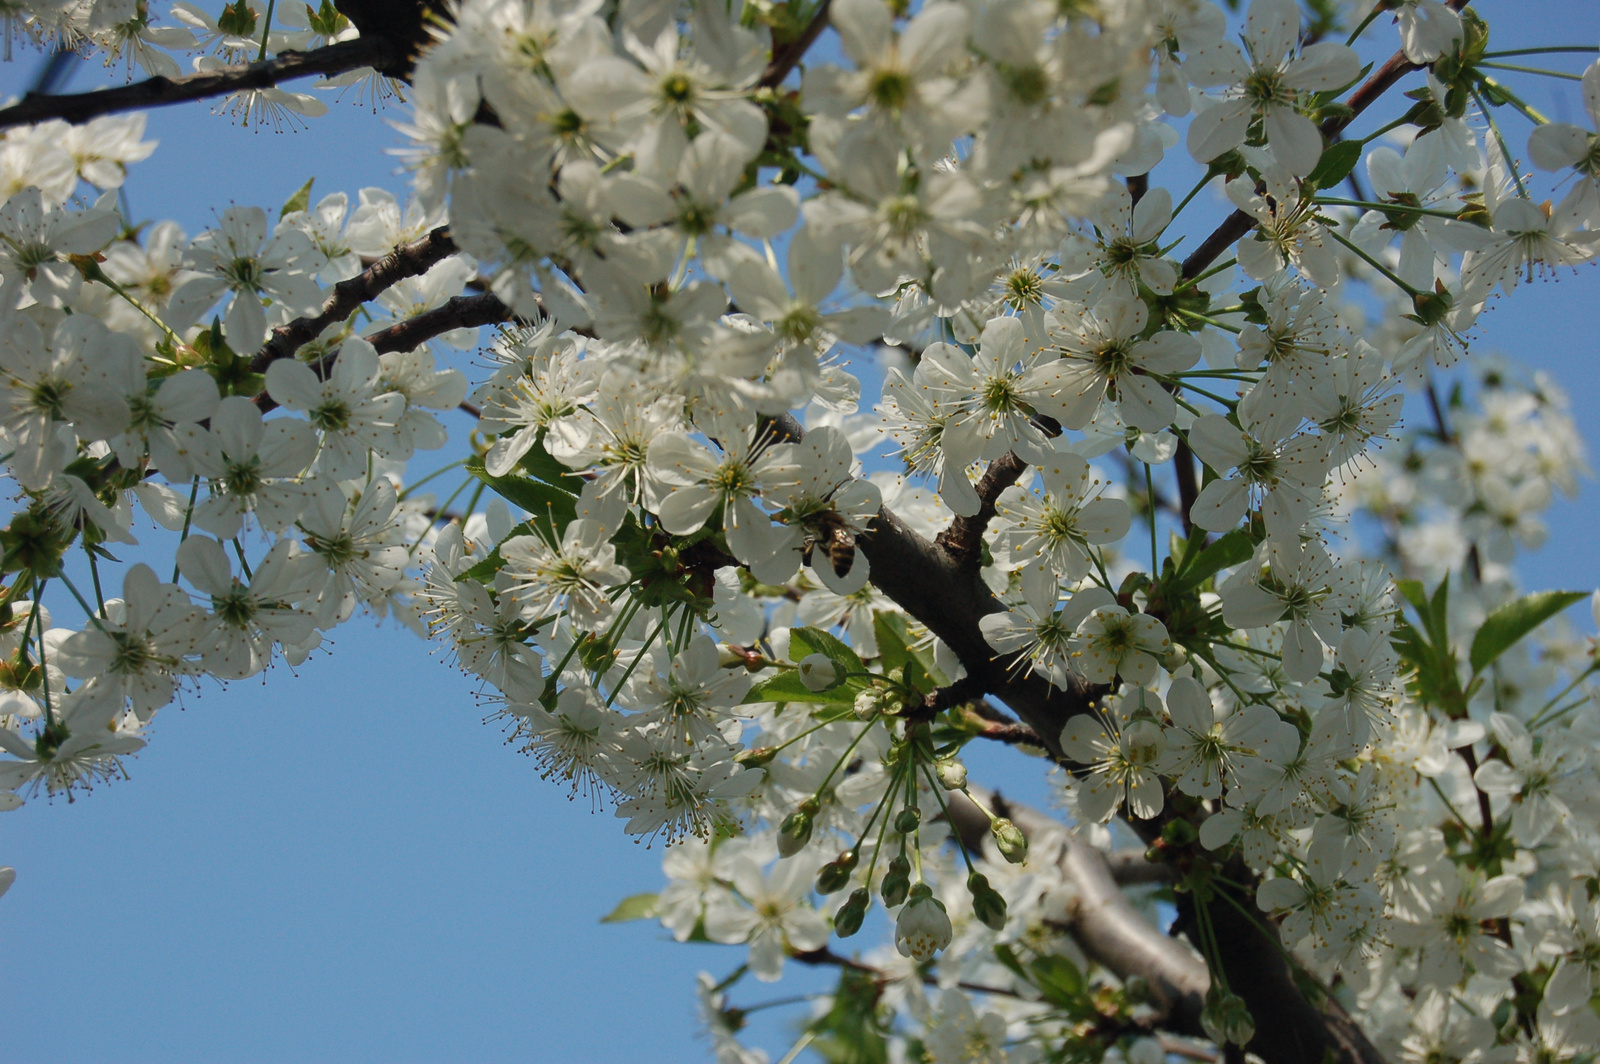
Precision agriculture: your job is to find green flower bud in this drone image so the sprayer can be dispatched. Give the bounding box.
[1201,988,1255,1047]
[971,885,1008,931]
[734,746,778,767]
[1161,818,1197,847]
[777,809,814,857]
[834,887,870,937]
[935,758,967,789]
[990,818,1028,864]
[815,849,858,894]
[894,806,921,835]
[881,855,911,908]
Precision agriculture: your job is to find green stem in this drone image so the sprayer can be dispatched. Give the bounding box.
[604,608,666,707]
[1314,196,1464,219]
[1481,46,1600,59]
[1479,61,1582,83]
[257,0,277,61]
[173,478,201,583]
[1470,85,1531,197]
[1169,172,1214,224]
[56,573,110,635]
[1479,76,1552,125]
[1175,257,1236,293]
[1344,4,1381,44]
[1325,225,1423,297]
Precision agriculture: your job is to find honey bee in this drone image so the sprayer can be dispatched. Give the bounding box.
[805,510,857,579]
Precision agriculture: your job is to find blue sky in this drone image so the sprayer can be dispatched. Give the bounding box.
[3,3,1600,1062]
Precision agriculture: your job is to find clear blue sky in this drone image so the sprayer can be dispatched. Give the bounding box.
[3,3,1599,1062]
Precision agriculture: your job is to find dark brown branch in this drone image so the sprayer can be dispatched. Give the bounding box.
[252,225,460,372]
[1175,438,1199,537]
[935,452,1027,567]
[759,0,833,88]
[971,720,1045,747]
[256,292,517,413]
[0,37,391,132]
[333,0,439,78]
[856,502,1104,761]
[1179,13,1464,281]
[364,292,518,355]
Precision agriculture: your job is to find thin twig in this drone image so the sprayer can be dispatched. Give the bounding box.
[251,225,461,372]
[0,37,390,131]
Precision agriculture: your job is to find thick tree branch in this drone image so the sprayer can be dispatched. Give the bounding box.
[0,37,391,131]
[935,451,1027,567]
[251,225,461,372]
[856,502,1104,758]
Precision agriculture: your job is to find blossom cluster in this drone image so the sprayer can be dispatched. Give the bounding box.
[4,1,1600,1062]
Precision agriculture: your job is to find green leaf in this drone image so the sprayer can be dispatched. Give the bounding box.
[1174,528,1253,590]
[790,625,866,678]
[1306,139,1364,191]
[515,436,587,494]
[466,457,578,532]
[992,943,1031,984]
[1394,579,1429,614]
[1028,955,1086,1010]
[873,612,938,691]
[599,892,658,923]
[742,671,857,706]
[280,176,315,218]
[1470,590,1588,675]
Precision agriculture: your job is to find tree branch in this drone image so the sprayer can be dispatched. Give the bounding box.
[1179,14,1465,281]
[945,788,1210,1033]
[0,37,391,132]
[759,0,833,88]
[251,225,461,372]
[364,292,518,355]
[935,452,1027,567]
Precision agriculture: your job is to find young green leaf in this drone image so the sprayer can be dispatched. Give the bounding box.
[599,893,659,923]
[1469,590,1588,675]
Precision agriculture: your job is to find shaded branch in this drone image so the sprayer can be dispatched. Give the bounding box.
[759,0,833,88]
[935,451,1027,567]
[364,292,519,355]
[252,225,461,372]
[0,37,391,132]
[255,291,516,414]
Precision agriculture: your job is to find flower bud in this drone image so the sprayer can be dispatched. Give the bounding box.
[991,818,1028,864]
[734,746,778,767]
[967,873,1007,931]
[797,653,839,692]
[815,849,858,894]
[894,883,953,961]
[777,806,816,857]
[893,806,921,835]
[1201,987,1255,1047]
[834,887,869,937]
[881,854,911,908]
[852,689,881,720]
[1161,818,1197,847]
[935,758,967,789]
